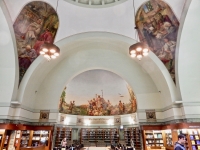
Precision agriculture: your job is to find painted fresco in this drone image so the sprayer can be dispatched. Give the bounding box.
[59,70,137,116]
[13,1,59,83]
[136,0,179,82]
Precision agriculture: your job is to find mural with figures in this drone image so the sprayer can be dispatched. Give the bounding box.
[13,1,59,83]
[136,0,179,82]
[59,70,137,116]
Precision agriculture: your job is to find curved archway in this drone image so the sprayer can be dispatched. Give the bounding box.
[16,32,179,118]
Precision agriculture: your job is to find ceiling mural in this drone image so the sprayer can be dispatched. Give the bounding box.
[59,70,137,116]
[13,1,59,84]
[136,0,179,83]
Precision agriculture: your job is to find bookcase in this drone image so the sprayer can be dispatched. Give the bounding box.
[80,128,119,146]
[55,127,72,147]
[187,129,200,150]
[20,130,31,148]
[165,130,173,148]
[143,130,164,150]
[31,130,50,146]
[0,124,53,150]
[2,131,11,150]
[0,134,3,148]
[124,127,142,150]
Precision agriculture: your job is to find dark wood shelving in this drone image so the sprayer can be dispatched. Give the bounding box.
[80,128,119,147]
[54,127,72,147]
[124,127,142,150]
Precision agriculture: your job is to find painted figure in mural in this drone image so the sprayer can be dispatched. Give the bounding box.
[69,101,75,113]
[18,45,37,82]
[118,100,123,114]
[59,87,67,112]
[123,103,125,113]
[23,18,43,46]
[136,0,179,82]
[33,28,54,55]
[158,38,176,64]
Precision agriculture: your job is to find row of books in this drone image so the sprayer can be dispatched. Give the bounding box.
[191,135,200,140]
[192,145,200,150]
[146,140,163,144]
[191,140,200,145]
[146,144,164,146]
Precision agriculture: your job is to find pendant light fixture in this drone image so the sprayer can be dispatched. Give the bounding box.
[129,0,149,61]
[39,0,60,61]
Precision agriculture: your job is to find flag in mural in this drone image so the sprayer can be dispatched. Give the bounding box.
[143,1,154,13]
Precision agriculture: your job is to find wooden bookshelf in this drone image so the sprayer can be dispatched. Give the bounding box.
[124,127,142,150]
[0,134,3,149]
[55,127,72,147]
[143,130,164,150]
[31,130,50,147]
[165,130,173,149]
[20,130,31,148]
[80,128,119,146]
[2,130,11,150]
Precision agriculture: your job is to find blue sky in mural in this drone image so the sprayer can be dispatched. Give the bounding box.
[65,69,131,105]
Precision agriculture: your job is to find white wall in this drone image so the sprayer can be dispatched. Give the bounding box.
[0,1,18,104]
[178,0,200,117]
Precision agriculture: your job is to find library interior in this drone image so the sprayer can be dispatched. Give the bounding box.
[0,0,200,150]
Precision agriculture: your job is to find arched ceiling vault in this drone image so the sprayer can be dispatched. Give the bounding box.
[17,32,180,109]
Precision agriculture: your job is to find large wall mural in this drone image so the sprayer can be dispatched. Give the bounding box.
[136,0,179,82]
[13,1,59,83]
[59,70,137,116]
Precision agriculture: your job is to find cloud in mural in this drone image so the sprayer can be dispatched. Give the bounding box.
[59,69,137,116]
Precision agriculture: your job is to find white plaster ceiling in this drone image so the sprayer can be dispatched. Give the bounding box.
[16,32,177,110]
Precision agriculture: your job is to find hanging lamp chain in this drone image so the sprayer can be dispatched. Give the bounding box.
[133,0,139,42]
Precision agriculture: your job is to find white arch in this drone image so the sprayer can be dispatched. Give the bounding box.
[16,32,179,112]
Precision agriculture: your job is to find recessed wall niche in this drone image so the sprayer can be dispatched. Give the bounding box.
[59,69,137,116]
